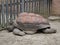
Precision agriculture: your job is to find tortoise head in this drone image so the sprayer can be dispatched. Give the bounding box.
[9,20,14,25]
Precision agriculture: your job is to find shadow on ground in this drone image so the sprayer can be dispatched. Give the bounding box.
[0,21,60,45]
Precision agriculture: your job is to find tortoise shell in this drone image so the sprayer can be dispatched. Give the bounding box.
[16,12,48,24]
[15,12,50,31]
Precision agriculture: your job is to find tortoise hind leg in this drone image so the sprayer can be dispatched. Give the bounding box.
[13,28,25,36]
[42,28,56,34]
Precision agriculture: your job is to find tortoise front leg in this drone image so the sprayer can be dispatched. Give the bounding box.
[13,28,25,36]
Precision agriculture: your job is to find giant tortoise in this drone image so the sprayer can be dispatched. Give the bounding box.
[7,12,56,36]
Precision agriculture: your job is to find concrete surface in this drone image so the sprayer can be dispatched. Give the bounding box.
[48,16,60,21]
[0,21,60,45]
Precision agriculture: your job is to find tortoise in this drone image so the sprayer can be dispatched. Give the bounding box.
[7,12,56,36]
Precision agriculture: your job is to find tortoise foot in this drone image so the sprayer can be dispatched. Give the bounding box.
[13,28,25,36]
[43,28,57,34]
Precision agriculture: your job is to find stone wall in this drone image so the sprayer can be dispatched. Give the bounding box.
[52,0,60,16]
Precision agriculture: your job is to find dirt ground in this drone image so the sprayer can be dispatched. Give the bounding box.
[0,21,60,45]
